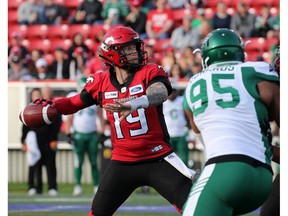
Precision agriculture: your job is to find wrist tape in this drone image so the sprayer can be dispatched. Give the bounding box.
[128,95,149,112]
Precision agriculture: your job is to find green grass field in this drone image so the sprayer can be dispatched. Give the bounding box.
[8,183,259,216]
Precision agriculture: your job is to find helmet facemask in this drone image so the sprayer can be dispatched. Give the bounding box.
[99,38,147,73]
[116,39,148,72]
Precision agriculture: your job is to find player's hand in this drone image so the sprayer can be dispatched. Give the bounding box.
[50,140,57,150]
[66,133,74,145]
[33,98,55,108]
[103,101,131,123]
[99,134,112,148]
[22,144,28,152]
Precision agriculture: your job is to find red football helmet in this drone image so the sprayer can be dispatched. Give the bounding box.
[98,26,147,71]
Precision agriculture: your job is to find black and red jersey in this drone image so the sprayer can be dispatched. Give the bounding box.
[84,63,173,162]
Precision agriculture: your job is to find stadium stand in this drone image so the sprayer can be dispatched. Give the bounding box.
[8,24,28,39]
[243,37,267,52]
[48,24,70,39]
[8,9,18,24]
[68,24,92,39]
[63,0,84,9]
[22,38,52,53]
[49,38,72,51]
[8,0,23,10]
[25,25,49,39]
[7,0,280,64]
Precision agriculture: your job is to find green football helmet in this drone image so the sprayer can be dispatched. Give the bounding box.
[201,28,245,68]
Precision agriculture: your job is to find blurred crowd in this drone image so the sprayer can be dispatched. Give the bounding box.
[8,0,280,82]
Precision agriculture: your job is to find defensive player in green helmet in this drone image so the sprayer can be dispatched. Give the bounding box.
[65,76,105,196]
[182,28,279,216]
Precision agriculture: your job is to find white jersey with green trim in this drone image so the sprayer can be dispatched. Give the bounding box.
[163,96,187,137]
[183,61,279,165]
[67,91,98,133]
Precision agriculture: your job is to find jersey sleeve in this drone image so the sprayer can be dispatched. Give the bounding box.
[241,61,279,100]
[246,61,279,83]
[84,72,103,104]
[146,64,173,95]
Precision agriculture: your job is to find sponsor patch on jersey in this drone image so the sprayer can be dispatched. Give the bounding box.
[151,145,163,153]
[104,91,118,99]
[129,84,143,95]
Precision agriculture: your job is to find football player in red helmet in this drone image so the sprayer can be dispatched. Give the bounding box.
[98,26,148,72]
[260,46,280,216]
[34,26,194,215]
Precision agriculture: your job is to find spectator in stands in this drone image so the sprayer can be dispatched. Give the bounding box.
[101,0,129,25]
[67,33,90,63]
[254,4,276,38]
[69,0,103,25]
[191,8,212,29]
[167,0,187,9]
[69,47,88,80]
[27,49,44,78]
[170,15,201,53]
[8,31,30,66]
[144,41,161,65]
[85,48,109,76]
[230,1,256,38]
[145,0,174,39]
[49,47,70,79]
[184,61,202,79]
[169,63,184,79]
[124,0,147,39]
[17,0,44,25]
[212,1,232,30]
[34,58,55,79]
[8,55,34,81]
[41,0,69,25]
[141,0,156,10]
[161,46,176,74]
[176,46,196,77]
[200,19,213,38]
[90,28,106,56]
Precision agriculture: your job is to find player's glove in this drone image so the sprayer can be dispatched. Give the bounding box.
[99,134,112,148]
[66,133,75,145]
[33,98,55,108]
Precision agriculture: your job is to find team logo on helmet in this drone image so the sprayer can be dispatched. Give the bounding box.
[101,36,115,52]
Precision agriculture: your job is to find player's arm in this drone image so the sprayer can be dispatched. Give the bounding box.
[257,81,280,127]
[271,145,280,164]
[184,108,205,145]
[35,89,96,115]
[103,81,168,122]
[146,82,168,106]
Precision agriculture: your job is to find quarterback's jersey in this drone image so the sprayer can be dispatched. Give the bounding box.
[183,61,279,166]
[67,91,98,133]
[84,63,173,162]
[163,96,187,137]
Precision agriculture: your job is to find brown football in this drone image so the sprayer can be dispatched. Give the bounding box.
[19,103,58,128]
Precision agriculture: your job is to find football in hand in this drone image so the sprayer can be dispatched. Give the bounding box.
[19,103,58,128]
